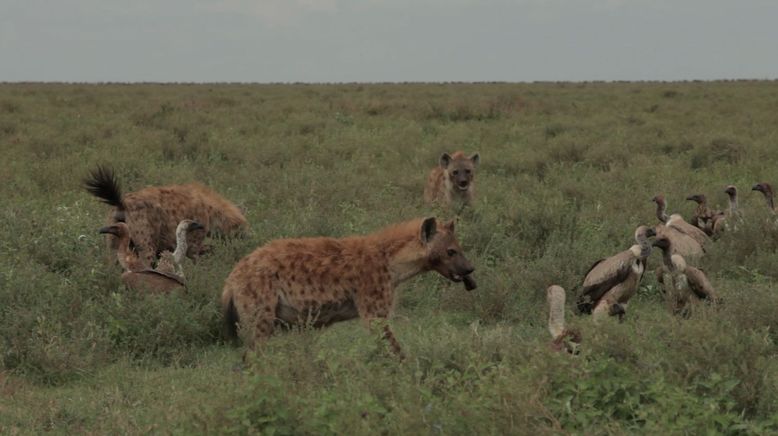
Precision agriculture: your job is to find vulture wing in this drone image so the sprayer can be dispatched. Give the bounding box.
[122,269,185,293]
[577,250,636,314]
[155,251,176,276]
[656,225,704,260]
[667,214,710,247]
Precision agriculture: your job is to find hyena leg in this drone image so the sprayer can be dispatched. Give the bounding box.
[381,323,405,359]
[233,277,278,348]
[356,290,404,359]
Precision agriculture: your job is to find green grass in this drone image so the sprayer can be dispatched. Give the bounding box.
[2,81,778,434]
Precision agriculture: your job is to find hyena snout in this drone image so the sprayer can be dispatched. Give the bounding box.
[445,255,475,283]
[457,259,475,278]
[454,174,471,190]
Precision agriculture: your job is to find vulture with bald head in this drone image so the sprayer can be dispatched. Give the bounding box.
[752,182,776,214]
[99,221,201,293]
[652,194,708,260]
[155,219,205,279]
[686,194,724,237]
[711,185,742,234]
[653,235,720,317]
[576,225,655,320]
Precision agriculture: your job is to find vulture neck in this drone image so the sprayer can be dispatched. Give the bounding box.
[765,192,775,213]
[727,194,738,215]
[655,202,669,223]
[547,291,565,339]
[661,249,675,271]
[172,227,189,274]
[695,198,708,217]
[635,234,652,258]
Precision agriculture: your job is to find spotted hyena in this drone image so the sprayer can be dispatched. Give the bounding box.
[424,151,480,208]
[221,217,477,357]
[84,166,248,268]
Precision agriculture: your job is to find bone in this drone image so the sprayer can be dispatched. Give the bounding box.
[463,275,477,291]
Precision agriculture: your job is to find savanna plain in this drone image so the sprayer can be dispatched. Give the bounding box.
[1,81,778,434]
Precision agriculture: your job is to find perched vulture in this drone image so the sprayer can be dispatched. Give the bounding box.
[156,219,205,279]
[547,285,581,354]
[99,222,186,293]
[653,235,720,317]
[576,225,656,320]
[752,182,776,214]
[686,194,724,237]
[652,194,707,260]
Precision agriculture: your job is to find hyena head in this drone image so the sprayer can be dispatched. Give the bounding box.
[420,217,477,290]
[440,151,479,192]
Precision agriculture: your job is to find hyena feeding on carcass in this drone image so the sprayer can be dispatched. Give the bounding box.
[424,151,480,209]
[221,217,477,358]
[84,165,248,268]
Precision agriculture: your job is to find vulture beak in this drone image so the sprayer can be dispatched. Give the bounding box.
[189,222,205,231]
[752,184,762,192]
[685,195,695,201]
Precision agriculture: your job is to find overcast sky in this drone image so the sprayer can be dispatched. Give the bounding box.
[2,0,777,82]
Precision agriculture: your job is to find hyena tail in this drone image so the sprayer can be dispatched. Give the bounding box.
[223,292,240,340]
[84,165,125,209]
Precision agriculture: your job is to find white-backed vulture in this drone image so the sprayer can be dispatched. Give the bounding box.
[686,194,724,237]
[713,185,742,234]
[652,194,707,260]
[99,222,185,293]
[752,182,776,214]
[653,235,720,317]
[547,285,581,353]
[576,225,656,320]
[156,219,205,279]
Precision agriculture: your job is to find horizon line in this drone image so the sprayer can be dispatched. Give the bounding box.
[2,78,777,86]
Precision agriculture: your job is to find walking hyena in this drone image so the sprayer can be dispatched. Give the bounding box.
[221,217,477,357]
[424,151,480,208]
[84,166,248,268]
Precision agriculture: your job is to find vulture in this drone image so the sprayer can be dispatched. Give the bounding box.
[713,185,742,234]
[547,285,581,353]
[155,219,205,279]
[653,235,720,317]
[752,182,776,214]
[686,194,724,237]
[99,222,188,293]
[652,194,707,260]
[576,225,656,320]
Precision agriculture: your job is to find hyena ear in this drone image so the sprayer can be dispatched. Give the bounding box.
[470,153,480,167]
[420,217,437,244]
[439,153,452,169]
[444,219,455,232]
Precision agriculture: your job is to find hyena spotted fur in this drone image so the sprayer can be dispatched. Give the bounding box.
[84,166,248,268]
[424,151,480,208]
[221,217,476,357]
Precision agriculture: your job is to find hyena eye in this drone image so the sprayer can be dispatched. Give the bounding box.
[447,248,457,257]
[452,170,459,176]
[465,169,471,175]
